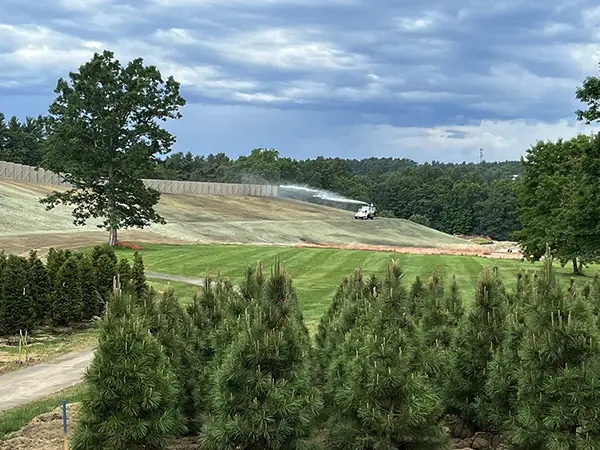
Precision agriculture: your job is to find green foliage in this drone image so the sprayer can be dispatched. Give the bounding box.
[50,256,83,326]
[131,251,148,298]
[0,255,36,335]
[71,285,184,450]
[445,266,506,429]
[200,257,320,450]
[576,62,600,124]
[27,250,51,324]
[184,273,233,434]
[326,260,448,449]
[117,258,132,287]
[509,249,600,448]
[0,113,45,166]
[408,213,431,227]
[376,209,395,218]
[514,134,600,273]
[45,247,70,285]
[151,286,190,436]
[38,50,186,245]
[77,253,103,320]
[94,254,117,299]
[91,245,117,266]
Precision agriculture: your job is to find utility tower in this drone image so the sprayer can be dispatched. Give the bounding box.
[479,148,483,163]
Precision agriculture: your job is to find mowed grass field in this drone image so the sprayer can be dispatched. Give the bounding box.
[115,243,593,329]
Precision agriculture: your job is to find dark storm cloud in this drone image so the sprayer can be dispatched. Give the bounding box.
[1,0,600,161]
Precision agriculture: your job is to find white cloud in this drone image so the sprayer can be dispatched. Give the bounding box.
[57,0,112,11]
[199,27,367,70]
[150,0,357,6]
[365,118,600,161]
[153,28,198,45]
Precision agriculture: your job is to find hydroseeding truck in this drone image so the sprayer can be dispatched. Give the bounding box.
[354,203,377,220]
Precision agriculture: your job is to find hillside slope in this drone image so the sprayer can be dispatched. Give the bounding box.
[0,180,468,253]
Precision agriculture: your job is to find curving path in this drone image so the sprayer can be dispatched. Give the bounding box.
[0,271,203,411]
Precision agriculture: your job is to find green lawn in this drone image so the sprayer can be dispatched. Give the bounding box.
[116,243,596,329]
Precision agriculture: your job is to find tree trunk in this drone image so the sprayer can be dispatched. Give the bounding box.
[572,258,578,275]
[108,228,118,246]
[107,162,117,246]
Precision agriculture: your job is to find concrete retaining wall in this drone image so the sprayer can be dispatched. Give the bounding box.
[0,161,279,197]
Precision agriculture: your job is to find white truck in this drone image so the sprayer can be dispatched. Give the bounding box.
[354,204,376,220]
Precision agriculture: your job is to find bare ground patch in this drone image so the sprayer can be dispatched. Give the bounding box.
[0,403,197,450]
[295,241,524,259]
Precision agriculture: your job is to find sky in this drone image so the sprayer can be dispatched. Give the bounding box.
[2,0,600,163]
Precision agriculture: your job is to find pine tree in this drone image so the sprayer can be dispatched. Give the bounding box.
[77,253,103,320]
[420,269,450,345]
[71,283,184,450]
[117,258,132,288]
[445,274,464,329]
[183,272,231,434]
[407,274,426,316]
[0,250,6,276]
[0,251,5,311]
[45,247,70,285]
[314,276,352,388]
[200,256,320,450]
[445,266,506,429]
[320,266,378,418]
[419,270,455,383]
[27,250,51,324]
[0,255,36,335]
[509,248,600,449]
[50,257,83,326]
[94,253,117,299]
[152,285,189,435]
[479,309,525,432]
[326,260,448,450]
[131,251,148,298]
[90,244,118,267]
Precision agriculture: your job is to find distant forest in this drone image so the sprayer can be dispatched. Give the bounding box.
[0,113,522,240]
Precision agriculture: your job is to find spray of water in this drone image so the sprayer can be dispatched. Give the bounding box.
[279,184,368,205]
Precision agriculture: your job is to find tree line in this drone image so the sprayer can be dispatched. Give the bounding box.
[67,250,600,449]
[0,245,146,335]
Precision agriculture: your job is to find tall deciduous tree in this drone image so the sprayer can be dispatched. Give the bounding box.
[39,50,186,245]
[514,135,599,274]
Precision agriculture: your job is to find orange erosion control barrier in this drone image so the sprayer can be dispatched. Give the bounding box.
[295,242,523,260]
[115,241,144,250]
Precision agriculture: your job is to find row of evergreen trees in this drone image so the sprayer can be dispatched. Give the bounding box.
[71,249,600,449]
[0,245,146,335]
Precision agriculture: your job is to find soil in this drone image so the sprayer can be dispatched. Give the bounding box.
[295,241,524,260]
[0,403,198,450]
[0,230,188,257]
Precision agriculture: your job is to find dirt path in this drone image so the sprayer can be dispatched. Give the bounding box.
[0,347,95,411]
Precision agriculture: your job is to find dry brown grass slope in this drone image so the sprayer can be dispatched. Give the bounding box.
[0,179,468,254]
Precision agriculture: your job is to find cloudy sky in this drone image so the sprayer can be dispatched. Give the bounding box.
[2,0,600,162]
